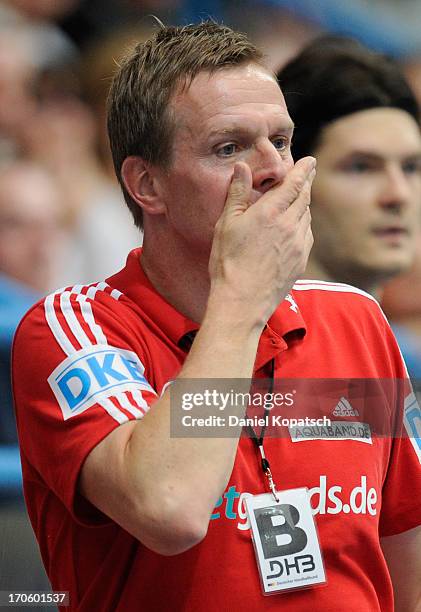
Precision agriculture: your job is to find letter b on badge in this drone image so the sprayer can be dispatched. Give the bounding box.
[254,504,307,558]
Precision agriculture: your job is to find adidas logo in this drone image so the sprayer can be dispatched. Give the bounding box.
[332,397,359,417]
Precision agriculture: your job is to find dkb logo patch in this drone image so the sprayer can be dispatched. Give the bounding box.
[48,344,154,419]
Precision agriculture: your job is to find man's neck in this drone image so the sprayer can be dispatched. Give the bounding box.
[304,258,382,300]
[140,238,211,324]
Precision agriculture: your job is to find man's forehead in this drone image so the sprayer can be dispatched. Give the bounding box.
[171,63,291,128]
[319,107,421,157]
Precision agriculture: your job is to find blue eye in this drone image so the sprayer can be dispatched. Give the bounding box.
[217,143,237,157]
[272,137,288,151]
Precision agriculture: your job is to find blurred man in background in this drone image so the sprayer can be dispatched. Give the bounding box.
[278,36,421,300]
[0,160,65,292]
[0,159,65,442]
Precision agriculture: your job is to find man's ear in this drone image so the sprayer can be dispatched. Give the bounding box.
[121,156,166,216]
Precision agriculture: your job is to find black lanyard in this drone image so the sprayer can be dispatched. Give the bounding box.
[246,359,280,501]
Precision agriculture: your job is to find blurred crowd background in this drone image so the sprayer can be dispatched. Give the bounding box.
[1,0,421,602]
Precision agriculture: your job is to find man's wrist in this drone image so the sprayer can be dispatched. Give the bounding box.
[205,284,266,339]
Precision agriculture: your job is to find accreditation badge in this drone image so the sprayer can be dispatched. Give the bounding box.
[245,488,326,595]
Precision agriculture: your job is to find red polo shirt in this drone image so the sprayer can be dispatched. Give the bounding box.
[12,249,421,611]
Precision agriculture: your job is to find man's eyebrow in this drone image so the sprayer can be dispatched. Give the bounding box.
[340,151,384,162]
[341,150,421,161]
[207,123,295,139]
[402,152,421,160]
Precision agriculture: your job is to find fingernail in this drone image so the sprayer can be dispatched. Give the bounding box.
[308,157,317,171]
[233,164,241,179]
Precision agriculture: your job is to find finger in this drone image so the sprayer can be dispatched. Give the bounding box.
[293,210,313,270]
[304,225,314,261]
[222,162,253,218]
[271,156,316,212]
[286,167,316,221]
[294,206,312,245]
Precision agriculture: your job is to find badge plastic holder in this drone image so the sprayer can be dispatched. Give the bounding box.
[245,487,327,595]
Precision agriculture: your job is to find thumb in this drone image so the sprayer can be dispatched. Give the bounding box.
[223,162,252,217]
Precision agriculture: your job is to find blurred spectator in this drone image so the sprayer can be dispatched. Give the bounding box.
[278,36,421,301]
[18,30,142,284]
[0,160,66,292]
[0,159,65,446]
[0,30,38,159]
[0,4,79,172]
[21,97,100,222]
[0,1,78,70]
[0,3,141,285]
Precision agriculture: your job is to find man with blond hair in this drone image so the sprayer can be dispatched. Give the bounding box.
[13,22,421,611]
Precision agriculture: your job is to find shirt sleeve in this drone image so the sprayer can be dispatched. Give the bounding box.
[378,319,421,536]
[12,288,158,525]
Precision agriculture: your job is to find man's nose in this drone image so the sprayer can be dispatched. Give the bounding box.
[251,141,293,194]
[379,165,412,211]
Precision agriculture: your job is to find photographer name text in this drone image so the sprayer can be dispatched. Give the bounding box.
[181,415,331,428]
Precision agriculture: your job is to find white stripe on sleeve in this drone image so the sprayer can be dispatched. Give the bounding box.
[100,397,130,424]
[60,292,92,348]
[76,294,108,345]
[116,392,145,418]
[132,389,151,412]
[44,293,76,356]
